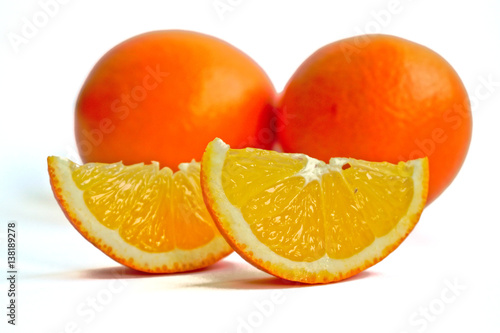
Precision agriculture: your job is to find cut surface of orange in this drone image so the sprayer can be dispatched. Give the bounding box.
[48,156,232,273]
[201,138,428,284]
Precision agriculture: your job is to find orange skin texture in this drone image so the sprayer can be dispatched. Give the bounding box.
[277,34,471,204]
[76,30,276,170]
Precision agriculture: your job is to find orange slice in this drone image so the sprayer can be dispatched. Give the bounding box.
[201,138,428,284]
[48,157,232,273]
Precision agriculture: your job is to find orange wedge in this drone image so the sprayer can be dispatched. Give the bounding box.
[201,138,429,284]
[48,157,232,273]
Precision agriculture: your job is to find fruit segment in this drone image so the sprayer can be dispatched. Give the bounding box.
[322,171,375,259]
[340,161,414,237]
[71,160,217,252]
[242,178,325,262]
[172,163,216,250]
[218,148,418,261]
[49,156,232,273]
[222,148,306,207]
[201,138,428,283]
[322,161,415,259]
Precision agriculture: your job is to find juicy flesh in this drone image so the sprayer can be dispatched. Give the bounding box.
[71,161,216,252]
[222,149,414,261]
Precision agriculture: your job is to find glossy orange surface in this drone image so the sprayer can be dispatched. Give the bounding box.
[76,30,276,170]
[277,34,472,204]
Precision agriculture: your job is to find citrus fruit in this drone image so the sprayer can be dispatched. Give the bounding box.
[201,138,428,284]
[75,30,276,170]
[47,156,232,273]
[277,34,471,204]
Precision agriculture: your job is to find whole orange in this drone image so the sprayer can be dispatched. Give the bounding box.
[76,30,275,170]
[277,34,472,204]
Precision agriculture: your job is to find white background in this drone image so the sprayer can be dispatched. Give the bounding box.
[1,0,500,332]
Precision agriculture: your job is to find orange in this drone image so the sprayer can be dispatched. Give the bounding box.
[277,34,471,204]
[48,156,232,273]
[201,138,428,284]
[75,30,276,170]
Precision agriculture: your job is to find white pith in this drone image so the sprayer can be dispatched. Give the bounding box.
[206,138,426,276]
[292,154,327,185]
[51,157,231,270]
